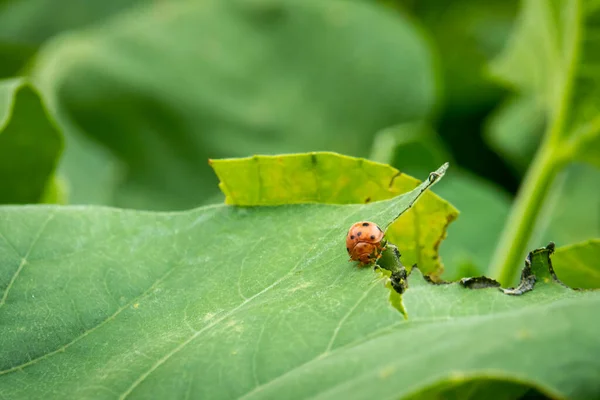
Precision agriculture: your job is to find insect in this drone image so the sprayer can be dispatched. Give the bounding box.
[346,221,386,265]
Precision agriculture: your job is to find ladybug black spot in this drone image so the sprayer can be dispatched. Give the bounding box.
[350,235,355,240]
[362,222,369,226]
[357,232,362,237]
[370,235,375,240]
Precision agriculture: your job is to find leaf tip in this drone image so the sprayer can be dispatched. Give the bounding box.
[429,162,449,183]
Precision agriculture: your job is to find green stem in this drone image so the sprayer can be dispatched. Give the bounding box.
[490,0,582,285]
[489,138,561,285]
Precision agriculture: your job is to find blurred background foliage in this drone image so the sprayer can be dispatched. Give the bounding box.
[0,0,598,280]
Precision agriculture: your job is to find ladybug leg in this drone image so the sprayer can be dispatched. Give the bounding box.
[367,249,381,264]
[373,240,387,262]
[380,240,388,253]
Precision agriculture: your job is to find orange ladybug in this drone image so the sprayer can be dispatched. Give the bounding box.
[346,221,385,265]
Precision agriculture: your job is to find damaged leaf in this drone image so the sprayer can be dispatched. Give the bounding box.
[389,242,577,297]
[459,276,501,290]
[409,243,563,296]
[368,122,512,281]
[1,161,599,399]
[211,153,458,276]
[0,164,445,398]
[499,242,560,295]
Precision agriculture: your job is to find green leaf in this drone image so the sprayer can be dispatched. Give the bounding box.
[53,122,122,207]
[0,165,440,396]
[404,379,537,400]
[0,0,148,77]
[211,152,458,277]
[553,240,600,289]
[38,175,68,205]
[530,163,600,253]
[32,0,437,210]
[489,0,572,115]
[488,0,600,166]
[1,169,599,399]
[0,78,63,204]
[484,95,545,173]
[569,114,600,169]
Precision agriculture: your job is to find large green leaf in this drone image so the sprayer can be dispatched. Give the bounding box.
[32,0,437,210]
[0,78,63,204]
[211,152,458,277]
[1,162,599,399]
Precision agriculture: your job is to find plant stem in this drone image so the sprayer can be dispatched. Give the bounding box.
[489,137,563,285]
[489,0,583,285]
[490,0,582,284]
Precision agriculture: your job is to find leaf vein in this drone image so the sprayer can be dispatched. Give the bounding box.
[0,260,180,375]
[324,279,381,354]
[0,211,56,309]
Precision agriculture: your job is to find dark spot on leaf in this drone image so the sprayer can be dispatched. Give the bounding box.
[501,249,538,295]
[362,222,369,226]
[365,197,371,203]
[423,275,452,285]
[390,269,408,294]
[310,153,318,165]
[460,276,501,289]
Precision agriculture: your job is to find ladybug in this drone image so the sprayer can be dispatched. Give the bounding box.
[346,221,385,265]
